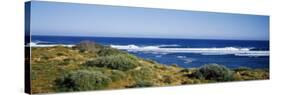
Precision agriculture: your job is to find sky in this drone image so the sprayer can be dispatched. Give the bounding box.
[29,1,269,40]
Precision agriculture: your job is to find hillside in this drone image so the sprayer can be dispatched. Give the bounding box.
[30,41,269,94]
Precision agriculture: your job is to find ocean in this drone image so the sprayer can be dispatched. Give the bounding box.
[30,35,269,69]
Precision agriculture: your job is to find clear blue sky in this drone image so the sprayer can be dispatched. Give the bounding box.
[29,1,269,40]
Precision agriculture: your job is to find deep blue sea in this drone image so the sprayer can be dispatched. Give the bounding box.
[31,35,269,69]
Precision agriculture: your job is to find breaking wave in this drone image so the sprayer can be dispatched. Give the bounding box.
[27,41,74,47]
[110,44,269,57]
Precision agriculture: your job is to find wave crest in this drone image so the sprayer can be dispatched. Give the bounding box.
[110,44,269,57]
[28,42,74,47]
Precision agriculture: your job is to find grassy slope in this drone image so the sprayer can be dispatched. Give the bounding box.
[30,42,269,94]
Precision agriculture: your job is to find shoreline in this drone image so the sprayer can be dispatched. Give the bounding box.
[28,42,269,69]
[28,42,269,56]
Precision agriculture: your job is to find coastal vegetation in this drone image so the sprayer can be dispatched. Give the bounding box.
[30,41,269,94]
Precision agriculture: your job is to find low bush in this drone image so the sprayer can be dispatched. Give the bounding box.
[97,47,125,56]
[233,67,251,72]
[180,68,190,73]
[144,59,158,64]
[126,80,154,88]
[162,75,174,84]
[84,54,138,71]
[190,64,234,81]
[171,64,179,67]
[74,40,102,53]
[55,70,112,91]
[109,70,126,82]
[129,67,155,81]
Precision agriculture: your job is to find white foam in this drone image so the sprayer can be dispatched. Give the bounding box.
[176,56,195,64]
[33,40,53,44]
[110,44,269,57]
[158,44,180,47]
[177,56,186,59]
[234,53,269,57]
[182,58,195,64]
[28,42,74,47]
[155,55,162,58]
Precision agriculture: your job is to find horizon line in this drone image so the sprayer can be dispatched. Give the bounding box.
[30,34,269,41]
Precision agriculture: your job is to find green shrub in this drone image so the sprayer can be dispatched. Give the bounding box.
[31,70,37,80]
[162,75,174,84]
[129,67,154,81]
[97,47,125,56]
[55,70,112,91]
[126,80,154,88]
[171,64,178,67]
[144,59,158,64]
[124,53,139,60]
[57,58,73,65]
[190,64,234,81]
[74,40,102,52]
[110,70,126,81]
[84,54,138,71]
[234,67,251,72]
[56,52,65,56]
[180,68,190,73]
